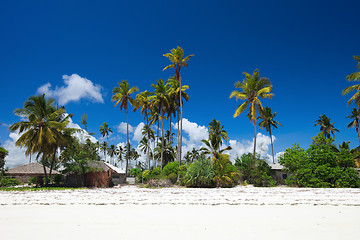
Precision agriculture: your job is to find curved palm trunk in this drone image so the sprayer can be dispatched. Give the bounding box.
[42,155,48,186]
[179,76,183,166]
[49,148,57,182]
[146,113,151,171]
[126,108,129,181]
[253,121,257,160]
[269,127,275,164]
[169,115,172,143]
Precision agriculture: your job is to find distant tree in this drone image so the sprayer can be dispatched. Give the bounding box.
[314,114,339,139]
[0,147,8,173]
[258,106,282,163]
[99,122,112,161]
[347,108,360,147]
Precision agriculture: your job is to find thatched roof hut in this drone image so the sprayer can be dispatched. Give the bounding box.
[7,162,59,182]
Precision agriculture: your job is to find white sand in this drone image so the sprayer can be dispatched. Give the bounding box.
[1,186,360,239]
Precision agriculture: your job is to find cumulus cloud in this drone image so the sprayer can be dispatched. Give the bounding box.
[67,117,98,143]
[117,122,134,135]
[132,122,145,142]
[37,74,104,105]
[3,132,29,168]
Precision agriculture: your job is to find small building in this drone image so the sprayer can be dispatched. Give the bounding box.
[269,163,289,183]
[65,161,126,187]
[6,162,60,183]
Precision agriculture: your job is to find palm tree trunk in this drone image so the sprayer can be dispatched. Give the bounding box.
[357,123,360,147]
[177,111,180,162]
[126,108,129,182]
[49,149,56,181]
[253,121,257,160]
[179,76,183,166]
[146,114,151,171]
[161,117,164,169]
[169,115,172,143]
[42,155,48,186]
[269,127,275,164]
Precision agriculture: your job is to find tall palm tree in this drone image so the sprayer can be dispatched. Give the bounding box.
[342,56,360,106]
[229,69,273,160]
[166,76,190,160]
[347,108,360,147]
[112,80,139,178]
[258,106,282,164]
[141,124,155,169]
[163,46,194,165]
[133,90,152,170]
[9,94,73,185]
[100,141,108,162]
[315,114,339,139]
[150,79,169,169]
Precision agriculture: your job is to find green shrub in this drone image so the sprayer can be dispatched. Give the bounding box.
[161,161,179,177]
[167,173,178,184]
[28,177,38,185]
[235,153,276,187]
[213,154,240,188]
[183,158,215,187]
[53,174,64,185]
[279,135,360,188]
[129,168,142,183]
[0,178,21,187]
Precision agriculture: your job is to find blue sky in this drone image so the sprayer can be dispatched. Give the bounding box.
[1,0,360,167]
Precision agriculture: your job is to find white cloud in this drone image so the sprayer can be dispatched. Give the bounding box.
[117,122,134,134]
[3,132,29,168]
[37,74,104,105]
[67,117,98,143]
[132,122,145,142]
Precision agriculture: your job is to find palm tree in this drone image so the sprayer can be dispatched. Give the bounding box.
[9,94,74,185]
[166,76,190,160]
[108,144,116,165]
[315,114,339,139]
[150,79,169,169]
[116,145,124,168]
[229,69,273,159]
[201,119,231,162]
[133,90,152,170]
[342,56,360,106]
[163,46,194,165]
[141,124,155,169]
[100,141,108,161]
[112,80,139,178]
[347,108,360,147]
[99,122,112,161]
[258,106,282,164]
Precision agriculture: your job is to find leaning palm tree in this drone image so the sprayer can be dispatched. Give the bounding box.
[347,108,360,147]
[112,80,139,178]
[258,106,282,164]
[229,69,273,160]
[315,114,339,139]
[342,56,360,106]
[9,94,73,185]
[163,46,194,165]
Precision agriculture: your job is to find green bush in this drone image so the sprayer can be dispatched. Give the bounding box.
[129,168,142,183]
[161,161,179,177]
[279,135,360,188]
[0,177,21,187]
[28,177,38,185]
[183,158,215,187]
[235,153,276,187]
[213,154,240,188]
[167,173,178,184]
[53,174,64,185]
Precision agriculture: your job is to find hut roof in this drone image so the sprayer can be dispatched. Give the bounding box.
[88,161,125,174]
[269,163,284,170]
[7,162,60,175]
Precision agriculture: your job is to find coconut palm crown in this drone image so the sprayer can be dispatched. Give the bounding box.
[342,56,360,106]
[314,114,339,139]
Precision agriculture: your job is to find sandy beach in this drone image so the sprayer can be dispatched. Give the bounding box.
[1,186,360,239]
